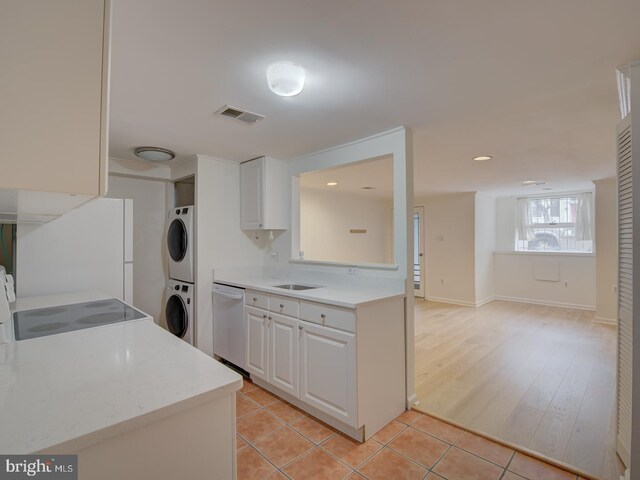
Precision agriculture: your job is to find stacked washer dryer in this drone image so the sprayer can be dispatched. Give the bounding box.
[165,206,194,345]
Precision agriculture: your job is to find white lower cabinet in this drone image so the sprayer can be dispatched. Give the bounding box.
[245,306,269,381]
[299,321,356,427]
[245,297,356,426]
[269,313,299,397]
[244,289,405,441]
[246,308,300,397]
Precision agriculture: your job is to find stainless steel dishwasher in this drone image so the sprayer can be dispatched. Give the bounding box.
[212,283,246,370]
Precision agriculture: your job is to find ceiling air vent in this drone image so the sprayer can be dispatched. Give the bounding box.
[216,105,265,124]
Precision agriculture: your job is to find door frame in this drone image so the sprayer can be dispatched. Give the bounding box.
[414,206,425,298]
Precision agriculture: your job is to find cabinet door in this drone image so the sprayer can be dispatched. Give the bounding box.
[240,158,264,230]
[299,322,357,426]
[268,313,299,397]
[245,306,269,381]
[0,0,108,195]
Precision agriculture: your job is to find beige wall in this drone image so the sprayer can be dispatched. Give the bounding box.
[300,188,393,264]
[475,194,496,304]
[107,175,169,325]
[494,194,598,310]
[195,156,266,355]
[417,193,476,305]
[494,252,596,309]
[594,178,618,322]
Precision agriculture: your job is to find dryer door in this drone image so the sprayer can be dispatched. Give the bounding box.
[166,294,188,339]
[167,218,187,262]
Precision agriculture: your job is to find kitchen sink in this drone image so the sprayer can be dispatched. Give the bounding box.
[273,284,321,291]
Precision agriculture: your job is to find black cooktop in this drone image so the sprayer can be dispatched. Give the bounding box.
[13,298,147,341]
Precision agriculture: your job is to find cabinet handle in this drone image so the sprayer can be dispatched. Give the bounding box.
[320,314,326,319]
[263,314,268,319]
[280,303,284,308]
[268,316,272,320]
[253,297,258,302]
[298,325,303,330]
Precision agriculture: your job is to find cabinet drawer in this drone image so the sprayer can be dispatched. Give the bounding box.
[269,295,299,318]
[246,291,269,310]
[299,301,355,333]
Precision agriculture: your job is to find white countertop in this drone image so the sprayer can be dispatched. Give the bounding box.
[213,276,405,308]
[0,317,242,454]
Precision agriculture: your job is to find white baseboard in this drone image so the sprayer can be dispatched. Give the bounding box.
[594,316,617,325]
[425,296,476,307]
[475,296,496,307]
[424,295,506,308]
[493,295,595,311]
[424,294,596,312]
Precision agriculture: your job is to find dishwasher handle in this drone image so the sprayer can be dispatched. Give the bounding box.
[213,288,244,301]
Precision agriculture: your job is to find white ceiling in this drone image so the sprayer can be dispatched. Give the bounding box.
[300,156,394,199]
[109,0,640,197]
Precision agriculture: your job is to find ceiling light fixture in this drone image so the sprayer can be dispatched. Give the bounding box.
[134,146,175,162]
[473,155,492,161]
[266,61,305,97]
[522,180,546,186]
[326,181,338,186]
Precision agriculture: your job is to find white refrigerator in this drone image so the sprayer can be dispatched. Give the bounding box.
[15,198,133,302]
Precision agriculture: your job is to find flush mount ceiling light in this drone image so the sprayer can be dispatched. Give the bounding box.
[522,180,546,186]
[266,61,305,97]
[134,146,175,162]
[326,181,338,186]
[473,155,492,161]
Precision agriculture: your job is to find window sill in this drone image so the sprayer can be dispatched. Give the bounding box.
[494,250,595,257]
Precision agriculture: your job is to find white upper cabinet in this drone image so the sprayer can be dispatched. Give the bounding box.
[240,156,288,230]
[0,0,111,222]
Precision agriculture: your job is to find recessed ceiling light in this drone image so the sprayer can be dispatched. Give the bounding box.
[266,61,305,97]
[134,146,175,162]
[473,155,492,161]
[522,180,546,186]
[326,181,338,186]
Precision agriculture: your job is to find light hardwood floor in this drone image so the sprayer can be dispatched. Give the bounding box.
[414,299,624,480]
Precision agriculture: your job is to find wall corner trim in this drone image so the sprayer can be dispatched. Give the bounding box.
[475,296,496,307]
[594,316,618,325]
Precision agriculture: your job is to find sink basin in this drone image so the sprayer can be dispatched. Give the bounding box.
[273,284,321,291]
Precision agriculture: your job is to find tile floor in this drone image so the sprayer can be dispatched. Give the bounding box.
[236,380,588,480]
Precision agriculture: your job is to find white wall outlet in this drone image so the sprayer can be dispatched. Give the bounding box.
[613,284,618,294]
[564,281,568,287]
[440,278,445,286]
[348,267,359,275]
